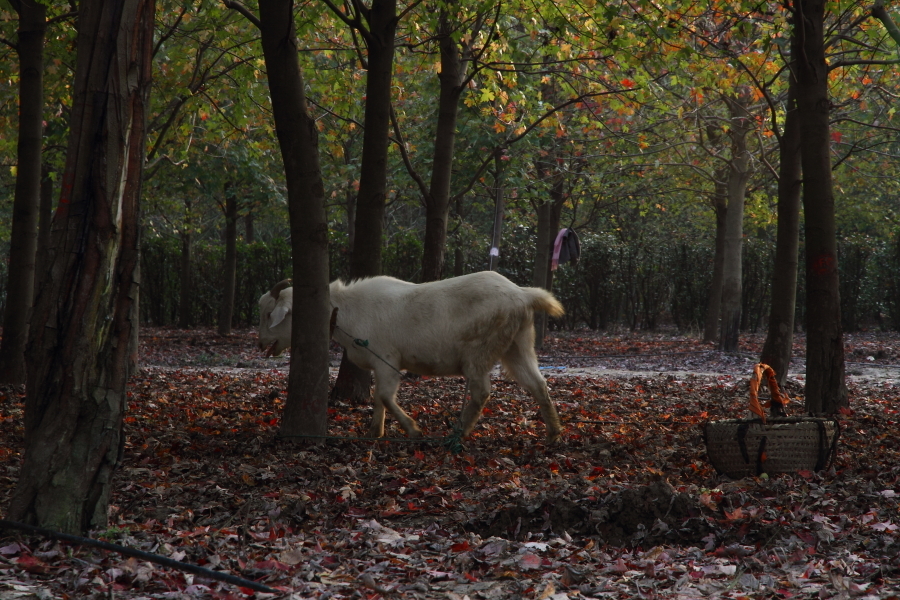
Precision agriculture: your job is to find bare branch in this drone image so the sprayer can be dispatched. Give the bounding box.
[389,105,429,199]
[222,0,261,29]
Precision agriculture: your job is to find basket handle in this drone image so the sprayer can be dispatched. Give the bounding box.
[748,363,790,425]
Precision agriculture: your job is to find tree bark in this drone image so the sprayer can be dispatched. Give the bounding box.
[760,81,802,391]
[178,227,192,328]
[793,0,847,414]
[333,0,399,403]
[348,0,398,280]
[532,201,552,348]
[34,164,53,300]
[7,0,154,533]
[703,178,727,343]
[257,0,331,438]
[244,210,255,243]
[488,151,505,271]
[0,0,46,384]
[421,5,465,282]
[718,94,754,352]
[532,175,565,348]
[218,183,238,336]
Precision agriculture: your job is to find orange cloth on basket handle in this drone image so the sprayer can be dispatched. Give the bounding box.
[748,363,790,425]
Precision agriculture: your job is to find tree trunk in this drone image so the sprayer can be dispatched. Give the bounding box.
[488,151,505,271]
[0,0,46,385]
[718,94,754,352]
[178,228,192,328]
[532,176,565,348]
[257,0,331,438]
[760,81,802,391]
[333,0,399,403]
[244,210,255,243]
[533,201,552,348]
[34,164,53,300]
[7,0,154,533]
[703,179,727,343]
[218,184,238,336]
[348,0,398,280]
[421,5,465,282]
[793,0,847,414]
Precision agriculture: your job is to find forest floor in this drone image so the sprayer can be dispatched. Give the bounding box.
[1,327,900,599]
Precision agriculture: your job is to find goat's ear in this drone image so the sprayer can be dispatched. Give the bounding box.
[269,304,291,328]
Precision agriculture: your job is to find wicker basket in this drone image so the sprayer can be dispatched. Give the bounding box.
[703,364,840,478]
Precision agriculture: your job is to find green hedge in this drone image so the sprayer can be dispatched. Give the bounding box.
[141,236,292,327]
[96,229,900,331]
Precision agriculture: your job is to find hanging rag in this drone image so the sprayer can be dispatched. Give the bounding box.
[551,228,581,270]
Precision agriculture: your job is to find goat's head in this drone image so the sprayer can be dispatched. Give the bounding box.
[258,279,293,356]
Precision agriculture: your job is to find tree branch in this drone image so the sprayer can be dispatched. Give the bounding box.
[389,105,429,199]
[222,0,261,30]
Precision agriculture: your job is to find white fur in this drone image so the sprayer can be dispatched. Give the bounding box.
[257,285,293,357]
[259,271,564,442]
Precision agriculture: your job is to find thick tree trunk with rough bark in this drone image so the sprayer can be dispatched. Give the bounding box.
[718,95,753,353]
[793,0,847,414]
[760,82,802,392]
[703,180,727,343]
[257,0,332,438]
[218,185,238,336]
[0,0,46,384]
[6,0,154,534]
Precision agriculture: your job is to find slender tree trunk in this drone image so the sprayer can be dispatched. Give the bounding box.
[703,178,728,342]
[257,0,331,438]
[218,184,238,336]
[244,210,255,243]
[533,201,553,347]
[178,228,192,328]
[488,151,505,271]
[0,0,46,384]
[421,5,465,282]
[718,94,753,352]
[333,0,398,403]
[348,0,398,280]
[532,177,565,348]
[7,0,154,533]
[760,82,802,390]
[793,0,847,414]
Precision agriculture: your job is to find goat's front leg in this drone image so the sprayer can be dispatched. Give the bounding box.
[368,392,388,438]
[368,369,423,438]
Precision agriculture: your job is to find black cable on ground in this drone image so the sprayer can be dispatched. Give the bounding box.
[0,519,279,594]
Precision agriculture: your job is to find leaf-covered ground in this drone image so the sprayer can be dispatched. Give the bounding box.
[2,327,900,599]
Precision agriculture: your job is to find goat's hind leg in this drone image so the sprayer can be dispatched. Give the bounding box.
[501,343,562,443]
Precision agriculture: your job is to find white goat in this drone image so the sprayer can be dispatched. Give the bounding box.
[258,272,564,442]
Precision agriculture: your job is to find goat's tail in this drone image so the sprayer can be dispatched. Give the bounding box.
[525,288,565,317]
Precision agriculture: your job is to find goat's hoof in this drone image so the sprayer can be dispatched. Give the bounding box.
[366,429,385,439]
[545,431,562,444]
[407,429,424,439]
